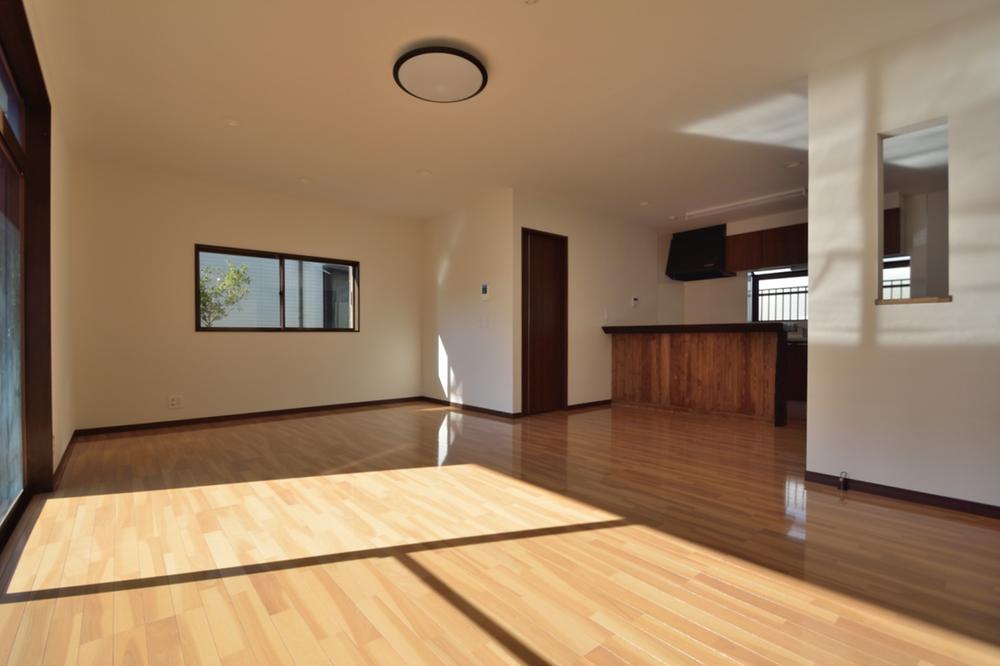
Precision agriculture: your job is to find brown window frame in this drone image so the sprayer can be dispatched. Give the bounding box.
[195,244,360,332]
[751,268,809,323]
[0,1,53,550]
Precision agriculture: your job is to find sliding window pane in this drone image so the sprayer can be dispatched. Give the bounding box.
[284,259,354,330]
[198,251,280,328]
[1,148,23,521]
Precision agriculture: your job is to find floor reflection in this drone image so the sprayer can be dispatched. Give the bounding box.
[6,401,999,655]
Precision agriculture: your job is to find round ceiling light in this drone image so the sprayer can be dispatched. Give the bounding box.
[393,46,487,103]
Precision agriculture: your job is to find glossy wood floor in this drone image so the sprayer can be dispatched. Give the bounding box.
[1,402,998,665]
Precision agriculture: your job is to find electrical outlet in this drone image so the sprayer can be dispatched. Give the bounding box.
[167,395,183,410]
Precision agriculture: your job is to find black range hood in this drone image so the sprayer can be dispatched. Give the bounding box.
[665,224,735,281]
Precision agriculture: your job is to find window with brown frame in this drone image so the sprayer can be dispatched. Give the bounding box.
[195,245,359,331]
[750,268,809,322]
[1,1,54,549]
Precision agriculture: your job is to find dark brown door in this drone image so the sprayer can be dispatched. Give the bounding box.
[522,228,568,414]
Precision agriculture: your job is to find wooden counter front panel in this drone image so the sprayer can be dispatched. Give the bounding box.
[611,334,670,404]
[612,332,776,420]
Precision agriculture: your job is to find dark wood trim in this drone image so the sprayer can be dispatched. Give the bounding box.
[66,395,606,448]
[566,399,612,410]
[196,243,360,267]
[0,1,52,507]
[521,228,568,415]
[72,397,425,438]
[51,432,79,491]
[426,397,607,418]
[602,323,785,335]
[0,112,26,170]
[883,207,902,256]
[805,471,1000,520]
[421,397,522,419]
[195,243,361,332]
[0,491,28,553]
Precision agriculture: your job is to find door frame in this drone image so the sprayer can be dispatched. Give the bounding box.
[0,0,53,550]
[521,227,568,415]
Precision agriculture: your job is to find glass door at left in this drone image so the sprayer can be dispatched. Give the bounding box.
[0,120,24,526]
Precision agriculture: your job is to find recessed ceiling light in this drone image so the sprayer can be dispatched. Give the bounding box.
[394,46,487,103]
[639,201,649,207]
[784,160,801,169]
[418,169,433,177]
[222,118,241,127]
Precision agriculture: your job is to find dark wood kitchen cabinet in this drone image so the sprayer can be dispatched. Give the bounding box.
[725,223,807,272]
[761,223,807,268]
[884,207,902,256]
[725,232,763,272]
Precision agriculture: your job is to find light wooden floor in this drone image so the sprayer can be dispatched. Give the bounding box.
[1,402,998,664]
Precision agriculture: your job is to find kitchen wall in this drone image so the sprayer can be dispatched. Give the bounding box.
[808,7,1000,505]
[657,208,807,325]
[61,157,423,431]
[726,208,807,236]
[681,273,749,324]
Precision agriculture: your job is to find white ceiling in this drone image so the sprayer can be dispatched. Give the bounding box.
[24,0,992,227]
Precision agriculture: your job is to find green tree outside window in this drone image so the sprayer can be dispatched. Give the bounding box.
[199,262,251,327]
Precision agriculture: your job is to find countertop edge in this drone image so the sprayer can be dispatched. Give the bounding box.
[602,323,787,334]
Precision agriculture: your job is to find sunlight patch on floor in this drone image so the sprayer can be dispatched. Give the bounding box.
[5,463,620,595]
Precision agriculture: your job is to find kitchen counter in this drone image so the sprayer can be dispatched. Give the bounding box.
[604,323,787,425]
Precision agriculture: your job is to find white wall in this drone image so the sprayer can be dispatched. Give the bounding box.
[657,208,808,325]
[808,8,1000,505]
[656,235,684,324]
[903,190,949,297]
[725,208,807,236]
[65,158,423,430]
[422,189,516,413]
[50,115,75,469]
[421,190,660,413]
[682,274,749,324]
[512,192,660,410]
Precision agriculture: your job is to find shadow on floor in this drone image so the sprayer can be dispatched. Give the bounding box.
[5,400,1000,648]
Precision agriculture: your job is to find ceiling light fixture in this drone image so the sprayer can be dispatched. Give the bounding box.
[394,46,487,103]
[684,188,806,221]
